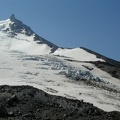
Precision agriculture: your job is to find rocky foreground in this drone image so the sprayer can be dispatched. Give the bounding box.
[0,85,120,120]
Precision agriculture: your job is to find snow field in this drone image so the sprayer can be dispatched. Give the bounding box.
[0,25,120,112]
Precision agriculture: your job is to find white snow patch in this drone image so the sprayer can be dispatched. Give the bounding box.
[0,18,13,31]
[53,48,104,62]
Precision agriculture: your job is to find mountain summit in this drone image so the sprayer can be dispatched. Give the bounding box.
[0,14,58,53]
[9,14,34,36]
[10,14,16,21]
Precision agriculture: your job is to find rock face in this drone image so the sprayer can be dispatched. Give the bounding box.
[0,85,120,120]
[9,14,34,36]
[0,106,8,117]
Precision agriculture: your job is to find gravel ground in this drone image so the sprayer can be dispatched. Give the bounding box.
[0,85,120,120]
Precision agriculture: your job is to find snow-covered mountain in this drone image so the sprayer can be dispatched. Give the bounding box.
[0,15,120,112]
[0,14,58,54]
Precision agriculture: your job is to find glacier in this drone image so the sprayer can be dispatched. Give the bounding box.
[0,15,120,112]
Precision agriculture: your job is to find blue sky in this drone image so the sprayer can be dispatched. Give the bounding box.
[0,0,120,61]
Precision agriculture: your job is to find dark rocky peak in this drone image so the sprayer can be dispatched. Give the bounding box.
[10,14,16,22]
[9,14,23,26]
[8,14,34,36]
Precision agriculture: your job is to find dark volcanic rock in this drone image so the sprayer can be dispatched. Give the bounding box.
[0,85,120,120]
[0,106,8,117]
[7,94,19,106]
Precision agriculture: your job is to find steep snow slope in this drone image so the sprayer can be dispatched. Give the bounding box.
[0,31,52,55]
[53,48,104,61]
[0,15,120,112]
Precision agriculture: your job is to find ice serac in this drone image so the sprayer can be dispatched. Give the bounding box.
[2,14,58,53]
